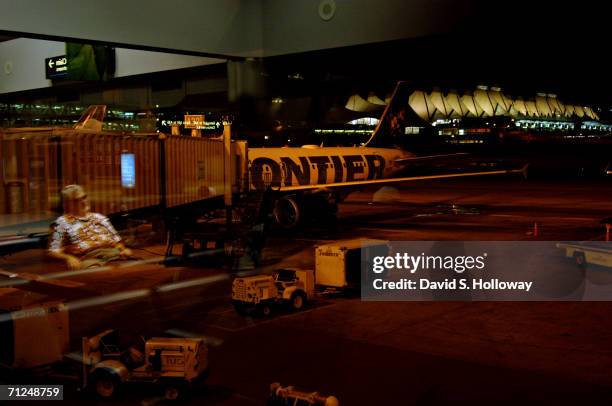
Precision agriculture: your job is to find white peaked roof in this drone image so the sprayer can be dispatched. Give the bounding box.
[367,92,387,106]
[554,99,566,116]
[347,86,603,124]
[583,106,598,120]
[546,96,563,116]
[535,96,552,117]
[474,99,486,117]
[525,101,539,117]
[573,105,585,118]
[408,90,435,121]
[474,89,495,116]
[511,98,527,116]
[429,91,450,117]
[488,90,510,115]
[502,94,514,111]
[345,94,384,113]
[460,94,479,117]
[444,92,466,118]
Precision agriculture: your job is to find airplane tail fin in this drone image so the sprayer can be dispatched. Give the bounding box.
[74,105,107,132]
[364,82,411,147]
[520,163,530,179]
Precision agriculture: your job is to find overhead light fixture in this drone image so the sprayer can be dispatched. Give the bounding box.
[318,0,336,21]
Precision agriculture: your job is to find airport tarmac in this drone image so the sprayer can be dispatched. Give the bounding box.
[0,177,611,405]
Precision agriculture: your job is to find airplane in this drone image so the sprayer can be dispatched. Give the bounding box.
[246,81,527,228]
[3,86,523,234]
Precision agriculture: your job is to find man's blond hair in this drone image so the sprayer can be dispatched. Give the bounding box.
[61,184,86,201]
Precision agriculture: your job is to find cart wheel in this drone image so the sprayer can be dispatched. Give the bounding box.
[93,371,120,399]
[260,303,272,317]
[291,292,307,310]
[574,252,587,269]
[164,384,183,401]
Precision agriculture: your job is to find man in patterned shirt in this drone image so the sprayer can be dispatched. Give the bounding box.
[48,184,132,270]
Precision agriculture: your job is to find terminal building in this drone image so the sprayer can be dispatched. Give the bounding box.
[1,0,610,147]
[343,85,610,143]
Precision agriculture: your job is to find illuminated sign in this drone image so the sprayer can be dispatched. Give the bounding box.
[121,153,135,188]
[45,55,68,79]
[161,119,221,130]
[314,129,373,134]
[184,115,205,129]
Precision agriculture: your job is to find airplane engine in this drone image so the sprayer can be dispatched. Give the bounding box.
[273,197,301,228]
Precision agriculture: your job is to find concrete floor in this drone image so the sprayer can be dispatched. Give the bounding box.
[1,177,611,405]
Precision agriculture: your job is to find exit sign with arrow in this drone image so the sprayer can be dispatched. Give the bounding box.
[45,55,68,79]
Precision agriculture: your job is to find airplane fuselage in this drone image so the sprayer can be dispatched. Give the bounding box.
[248,146,412,191]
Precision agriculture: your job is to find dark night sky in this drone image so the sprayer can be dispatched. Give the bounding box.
[459,0,610,104]
[1,1,609,109]
[267,1,611,106]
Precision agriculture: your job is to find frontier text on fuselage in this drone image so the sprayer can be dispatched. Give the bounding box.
[249,154,386,190]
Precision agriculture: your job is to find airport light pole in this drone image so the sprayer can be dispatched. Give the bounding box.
[223,119,233,229]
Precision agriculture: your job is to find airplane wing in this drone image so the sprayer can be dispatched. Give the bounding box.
[274,164,529,193]
[394,152,469,164]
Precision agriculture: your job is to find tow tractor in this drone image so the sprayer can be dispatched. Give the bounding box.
[232,268,314,316]
[231,239,389,316]
[82,329,209,400]
[557,242,612,269]
[0,304,209,401]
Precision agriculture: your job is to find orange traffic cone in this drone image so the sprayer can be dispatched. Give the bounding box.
[533,222,539,238]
